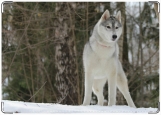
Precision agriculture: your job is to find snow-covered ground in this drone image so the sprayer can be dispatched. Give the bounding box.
[1,100,158,113]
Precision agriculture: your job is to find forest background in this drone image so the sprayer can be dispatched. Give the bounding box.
[2,2,159,108]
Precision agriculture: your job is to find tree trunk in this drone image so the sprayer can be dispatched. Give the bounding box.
[116,2,126,105]
[154,3,159,21]
[139,2,144,107]
[122,13,129,69]
[54,3,80,105]
[117,2,125,63]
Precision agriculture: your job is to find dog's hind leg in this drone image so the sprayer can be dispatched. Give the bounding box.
[92,78,106,106]
[117,62,136,108]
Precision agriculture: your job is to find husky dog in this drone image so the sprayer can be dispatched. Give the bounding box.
[82,9,136,108]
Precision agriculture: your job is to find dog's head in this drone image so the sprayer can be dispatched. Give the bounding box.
[98,9,122,43]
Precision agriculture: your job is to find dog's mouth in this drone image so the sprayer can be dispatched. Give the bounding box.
[112,38,117,41]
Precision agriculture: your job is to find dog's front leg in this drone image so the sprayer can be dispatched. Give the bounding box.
[108,73,117,106]
[83,72,94,105]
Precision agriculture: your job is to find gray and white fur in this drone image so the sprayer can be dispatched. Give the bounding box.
[82,9,136,108]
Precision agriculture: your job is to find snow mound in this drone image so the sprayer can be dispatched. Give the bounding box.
[1,100,158,113]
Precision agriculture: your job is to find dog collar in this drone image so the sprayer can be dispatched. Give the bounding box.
[97,41,108,48]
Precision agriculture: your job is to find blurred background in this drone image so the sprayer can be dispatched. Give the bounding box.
[2,2,159,108]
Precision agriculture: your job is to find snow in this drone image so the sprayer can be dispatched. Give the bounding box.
[1,100,158,113]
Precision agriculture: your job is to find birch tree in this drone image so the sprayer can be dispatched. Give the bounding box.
[54,3,80,105]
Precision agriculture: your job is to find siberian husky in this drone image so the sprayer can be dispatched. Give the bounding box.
[82,9,136,108]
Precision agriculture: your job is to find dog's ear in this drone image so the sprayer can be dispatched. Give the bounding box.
[101,10,110,21]
[116,11,121,23]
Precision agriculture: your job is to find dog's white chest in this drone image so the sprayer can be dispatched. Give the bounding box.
[92,58,117,79]
[83,41,118,79]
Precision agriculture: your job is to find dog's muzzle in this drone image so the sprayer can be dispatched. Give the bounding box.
[112,35,117,41]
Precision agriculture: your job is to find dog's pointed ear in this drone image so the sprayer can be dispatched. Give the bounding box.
[116,11,121,23]
[101,10,110,21]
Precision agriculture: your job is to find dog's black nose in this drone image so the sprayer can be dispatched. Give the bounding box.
[112,35,117,41]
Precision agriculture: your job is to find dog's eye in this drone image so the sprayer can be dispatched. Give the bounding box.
[115,27,119,29]
[106,26,111,29]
